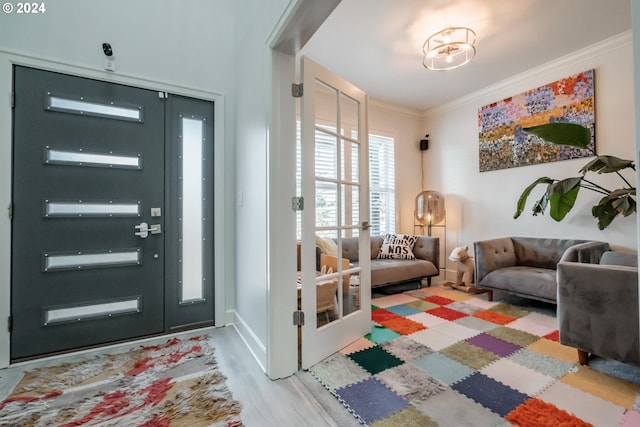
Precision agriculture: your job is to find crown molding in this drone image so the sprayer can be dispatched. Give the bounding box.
[424,30,632,117]
[369,97,424,118]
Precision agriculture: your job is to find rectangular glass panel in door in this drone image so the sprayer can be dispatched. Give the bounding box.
[180,117,204,303]
[11,66,165,360]
[44,146,143,169]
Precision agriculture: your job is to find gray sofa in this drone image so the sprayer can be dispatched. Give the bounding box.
[473,237,609,303]
[557,251,638,365]
[336,235,439,288]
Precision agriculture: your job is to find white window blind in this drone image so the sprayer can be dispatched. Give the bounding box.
[296,123,396,239]
[368,134,395,235]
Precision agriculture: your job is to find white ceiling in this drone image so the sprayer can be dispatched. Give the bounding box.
[299,0,632,111]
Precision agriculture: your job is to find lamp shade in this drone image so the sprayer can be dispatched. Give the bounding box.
[415,191,445,225]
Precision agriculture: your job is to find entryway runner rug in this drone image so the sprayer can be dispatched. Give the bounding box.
[0,335,243,426]
[310,286,640,426]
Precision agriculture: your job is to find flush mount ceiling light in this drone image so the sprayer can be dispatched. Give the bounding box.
[423,26,476,71]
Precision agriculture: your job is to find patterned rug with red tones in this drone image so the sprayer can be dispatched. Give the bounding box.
[310,286,640,427]
[0,335,243,426]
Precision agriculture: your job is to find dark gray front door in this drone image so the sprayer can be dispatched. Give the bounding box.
[11,66,169,359]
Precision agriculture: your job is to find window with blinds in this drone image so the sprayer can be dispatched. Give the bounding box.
[368,133,396,236]
[296,123,396,239]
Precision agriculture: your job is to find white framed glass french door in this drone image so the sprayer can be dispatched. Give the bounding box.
[299,56,371,369]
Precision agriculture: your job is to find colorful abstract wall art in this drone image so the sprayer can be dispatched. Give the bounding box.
[478,69,595,172]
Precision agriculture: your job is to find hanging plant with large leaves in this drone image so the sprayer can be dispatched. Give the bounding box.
[513,122,636,230]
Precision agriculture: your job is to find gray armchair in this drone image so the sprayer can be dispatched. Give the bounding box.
[557,251,639,365]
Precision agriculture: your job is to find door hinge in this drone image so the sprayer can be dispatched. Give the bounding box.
[293,310,305,326]
[7,316,12,333]
[7,203,12,220]
[10,92,15,109]
[291,83,303,98]
[292,196,304,211]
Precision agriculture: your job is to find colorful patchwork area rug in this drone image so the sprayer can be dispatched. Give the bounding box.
[0,335,243,426]
[310,286,640,427]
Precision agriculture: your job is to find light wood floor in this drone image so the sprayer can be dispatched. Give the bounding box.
[211,325,361,426]
[0,325,361,426]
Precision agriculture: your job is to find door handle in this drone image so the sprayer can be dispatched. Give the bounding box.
[360,221,372,230]
[134,222,162,239]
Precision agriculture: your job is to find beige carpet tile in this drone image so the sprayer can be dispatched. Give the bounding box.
[310,352,371,391]
[408,328,460,351]
[440,341,500,371]
[370,405,438,427]
[487,326,541,347]
[414,389,506,427]
[379,336,434,362]
[372,293,421,308]
[508,312,558,336]
[405,312,449,328]
[561,365,640,409]
[480,358,555,396]
[537,381,626,427]
[375,363,447,404]
[527,338,580,364]
[429,320,480,341]
[339,336,376,355]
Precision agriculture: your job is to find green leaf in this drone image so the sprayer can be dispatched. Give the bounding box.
[523,122,592,149]
[531,194,548,216]
[515,122,636,230]
[608,188,637,216]
[592,196,619,230]
[579,155,635,174]
[514,177,554,219]
[547,177,582,221]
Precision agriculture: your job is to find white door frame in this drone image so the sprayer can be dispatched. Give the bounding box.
[265,0,341,378]
[0,50,227,368]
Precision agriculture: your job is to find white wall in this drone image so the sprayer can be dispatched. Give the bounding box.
[232,0,291,372]
[421,32,637,262]
[0,1,236,91]
[634,0,640,262]
[0,0,237,367]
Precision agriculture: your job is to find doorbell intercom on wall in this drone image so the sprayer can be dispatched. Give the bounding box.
[102,42,116,71]
[420,134,429,151]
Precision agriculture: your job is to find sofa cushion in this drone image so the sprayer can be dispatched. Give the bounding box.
[600,251,638,267]
[473,237,516,283]
[377,234,418,260]
[340,237,360,262]
[370,236,384,260]
[512,237,586,269]
[361,259,438,287]
[482,266,557,302]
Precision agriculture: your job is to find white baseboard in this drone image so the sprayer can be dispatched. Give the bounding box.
[228,310,267,373]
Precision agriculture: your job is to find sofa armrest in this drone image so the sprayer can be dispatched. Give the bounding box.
[473,237,516,284]
[559,241,609,264]
[413,236,439,270]
[557,261,639,363]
